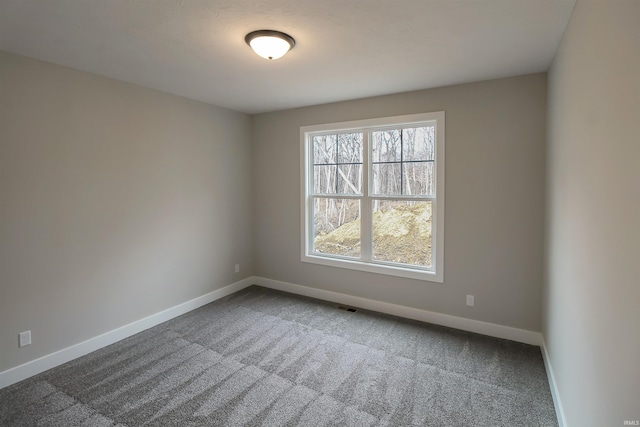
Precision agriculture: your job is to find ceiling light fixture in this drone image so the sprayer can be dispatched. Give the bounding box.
[245,30,295,60]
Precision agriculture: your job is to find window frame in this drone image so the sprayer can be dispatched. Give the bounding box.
[300,112,445,282]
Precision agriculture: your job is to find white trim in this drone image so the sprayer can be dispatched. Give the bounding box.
[433,113,445,280]
[300,125,311,263]
[300,112,442,133]
[300,111,445,283]
[254,276,542,346]
[541,338,568,427]
[300,254,441,282]
[0,277,256,389]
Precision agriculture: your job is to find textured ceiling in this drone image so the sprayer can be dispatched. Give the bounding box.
[0,0,575,114]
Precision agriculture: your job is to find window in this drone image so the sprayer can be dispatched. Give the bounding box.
[301,112,445,282]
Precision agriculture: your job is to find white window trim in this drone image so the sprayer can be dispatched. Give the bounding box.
[300,112,445,283]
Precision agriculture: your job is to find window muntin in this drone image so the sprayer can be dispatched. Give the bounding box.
[302,112,444,282]
[371,126,435,196]
[312,133,363,195]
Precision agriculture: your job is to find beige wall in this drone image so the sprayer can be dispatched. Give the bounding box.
[0,51,253,372]
[252,73,547,331]
[544,1,640,425]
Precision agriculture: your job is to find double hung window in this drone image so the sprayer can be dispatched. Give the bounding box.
[301,112,444,282]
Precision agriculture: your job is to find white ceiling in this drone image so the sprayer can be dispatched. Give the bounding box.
[0,0,575,114]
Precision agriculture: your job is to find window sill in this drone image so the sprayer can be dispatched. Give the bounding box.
[301,254,443,283]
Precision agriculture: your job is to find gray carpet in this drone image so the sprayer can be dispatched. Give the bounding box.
[0,285,558,426]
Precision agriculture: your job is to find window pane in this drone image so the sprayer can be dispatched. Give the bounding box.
[402,126,435,161]
[338,133,363,163]
[313,165,337,194]
[313,198,360,258]
[372,163,401,195]
[313,135,337,164]
[403,161,435,196]
[337,164,362,194]
[371,129,401,162]
[372,200,432,267]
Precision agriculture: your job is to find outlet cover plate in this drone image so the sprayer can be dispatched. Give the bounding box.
[19,330,31,347]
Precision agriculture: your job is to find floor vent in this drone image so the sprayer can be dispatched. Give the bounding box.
[337,306,357,312]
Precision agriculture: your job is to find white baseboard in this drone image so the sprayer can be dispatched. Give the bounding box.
[1,275,562,426]
[541,338,568,427]
[0,277,256,389]
[254,277,543,346]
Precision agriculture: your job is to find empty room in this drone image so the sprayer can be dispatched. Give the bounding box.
[0,1,638,426]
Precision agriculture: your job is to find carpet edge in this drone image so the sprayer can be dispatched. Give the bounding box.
[254,276,543,346]
[0,276,257,389]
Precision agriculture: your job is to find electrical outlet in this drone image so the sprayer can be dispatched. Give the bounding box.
[19,330,31,347]
[235,264,240,273]
[466,295,475,307]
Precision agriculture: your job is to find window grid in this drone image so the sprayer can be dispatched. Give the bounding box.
[312,133,363,195]
[312,130,431,264]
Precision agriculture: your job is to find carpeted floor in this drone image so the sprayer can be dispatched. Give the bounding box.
[0,285,558,426]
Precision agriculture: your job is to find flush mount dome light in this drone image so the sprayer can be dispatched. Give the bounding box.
[245,30,295,60]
